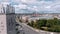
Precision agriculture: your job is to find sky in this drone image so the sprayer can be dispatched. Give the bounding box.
[0,0,60,13]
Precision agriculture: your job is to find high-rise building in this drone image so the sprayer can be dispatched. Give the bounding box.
[0,4,16,34]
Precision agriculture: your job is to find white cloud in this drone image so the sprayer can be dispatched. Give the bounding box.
[45,6,51,9]
[21,0,37,3]
[14,4,27,9]
[14,0,60,13]
[8,0,60,13]
[0,0,9,2]
[12,0,20,3]
[18,4,27,9]
[1,2,10,4]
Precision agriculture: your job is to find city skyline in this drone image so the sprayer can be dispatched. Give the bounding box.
[0,0,60,13]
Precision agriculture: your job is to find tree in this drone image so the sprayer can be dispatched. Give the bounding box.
[19,19,22,23]
[30,21,34,27]
[37,19,47,29]
[27,18,60,32]
[33,21,37,28]
[46,19,54,27]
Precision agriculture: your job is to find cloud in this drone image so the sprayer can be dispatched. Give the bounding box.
[0,0,10,2]
[15,0,60,13]
[21,0,37,3]
[14,4,27,9]
[1,0,60,13]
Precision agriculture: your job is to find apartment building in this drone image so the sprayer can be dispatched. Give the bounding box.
[0,4,16,34]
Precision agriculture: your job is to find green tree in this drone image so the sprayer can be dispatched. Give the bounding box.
[37,19,47,29]
[27,18,60,32]
[30,21,34,27]
[46,19,54,27]
[53,18,58,25]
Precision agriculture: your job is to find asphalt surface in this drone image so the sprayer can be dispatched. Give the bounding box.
[20,23,60,34]
[22,23,39,34]
[16,20,60,34]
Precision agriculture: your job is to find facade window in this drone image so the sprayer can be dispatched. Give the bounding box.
[9,21,10,26]
[1,29,4,30]
[9,18,13,26]
[1,22,3,24]
[0,31,1,33]
[1,25,4,27]
[8,18,11,26]
[11,17,14,25]
[1,11,2,13]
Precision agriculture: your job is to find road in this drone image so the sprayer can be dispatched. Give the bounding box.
[16,19,60,34]
[16,18,40,34]
[22,23,39,34]
[20,23,60,34]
